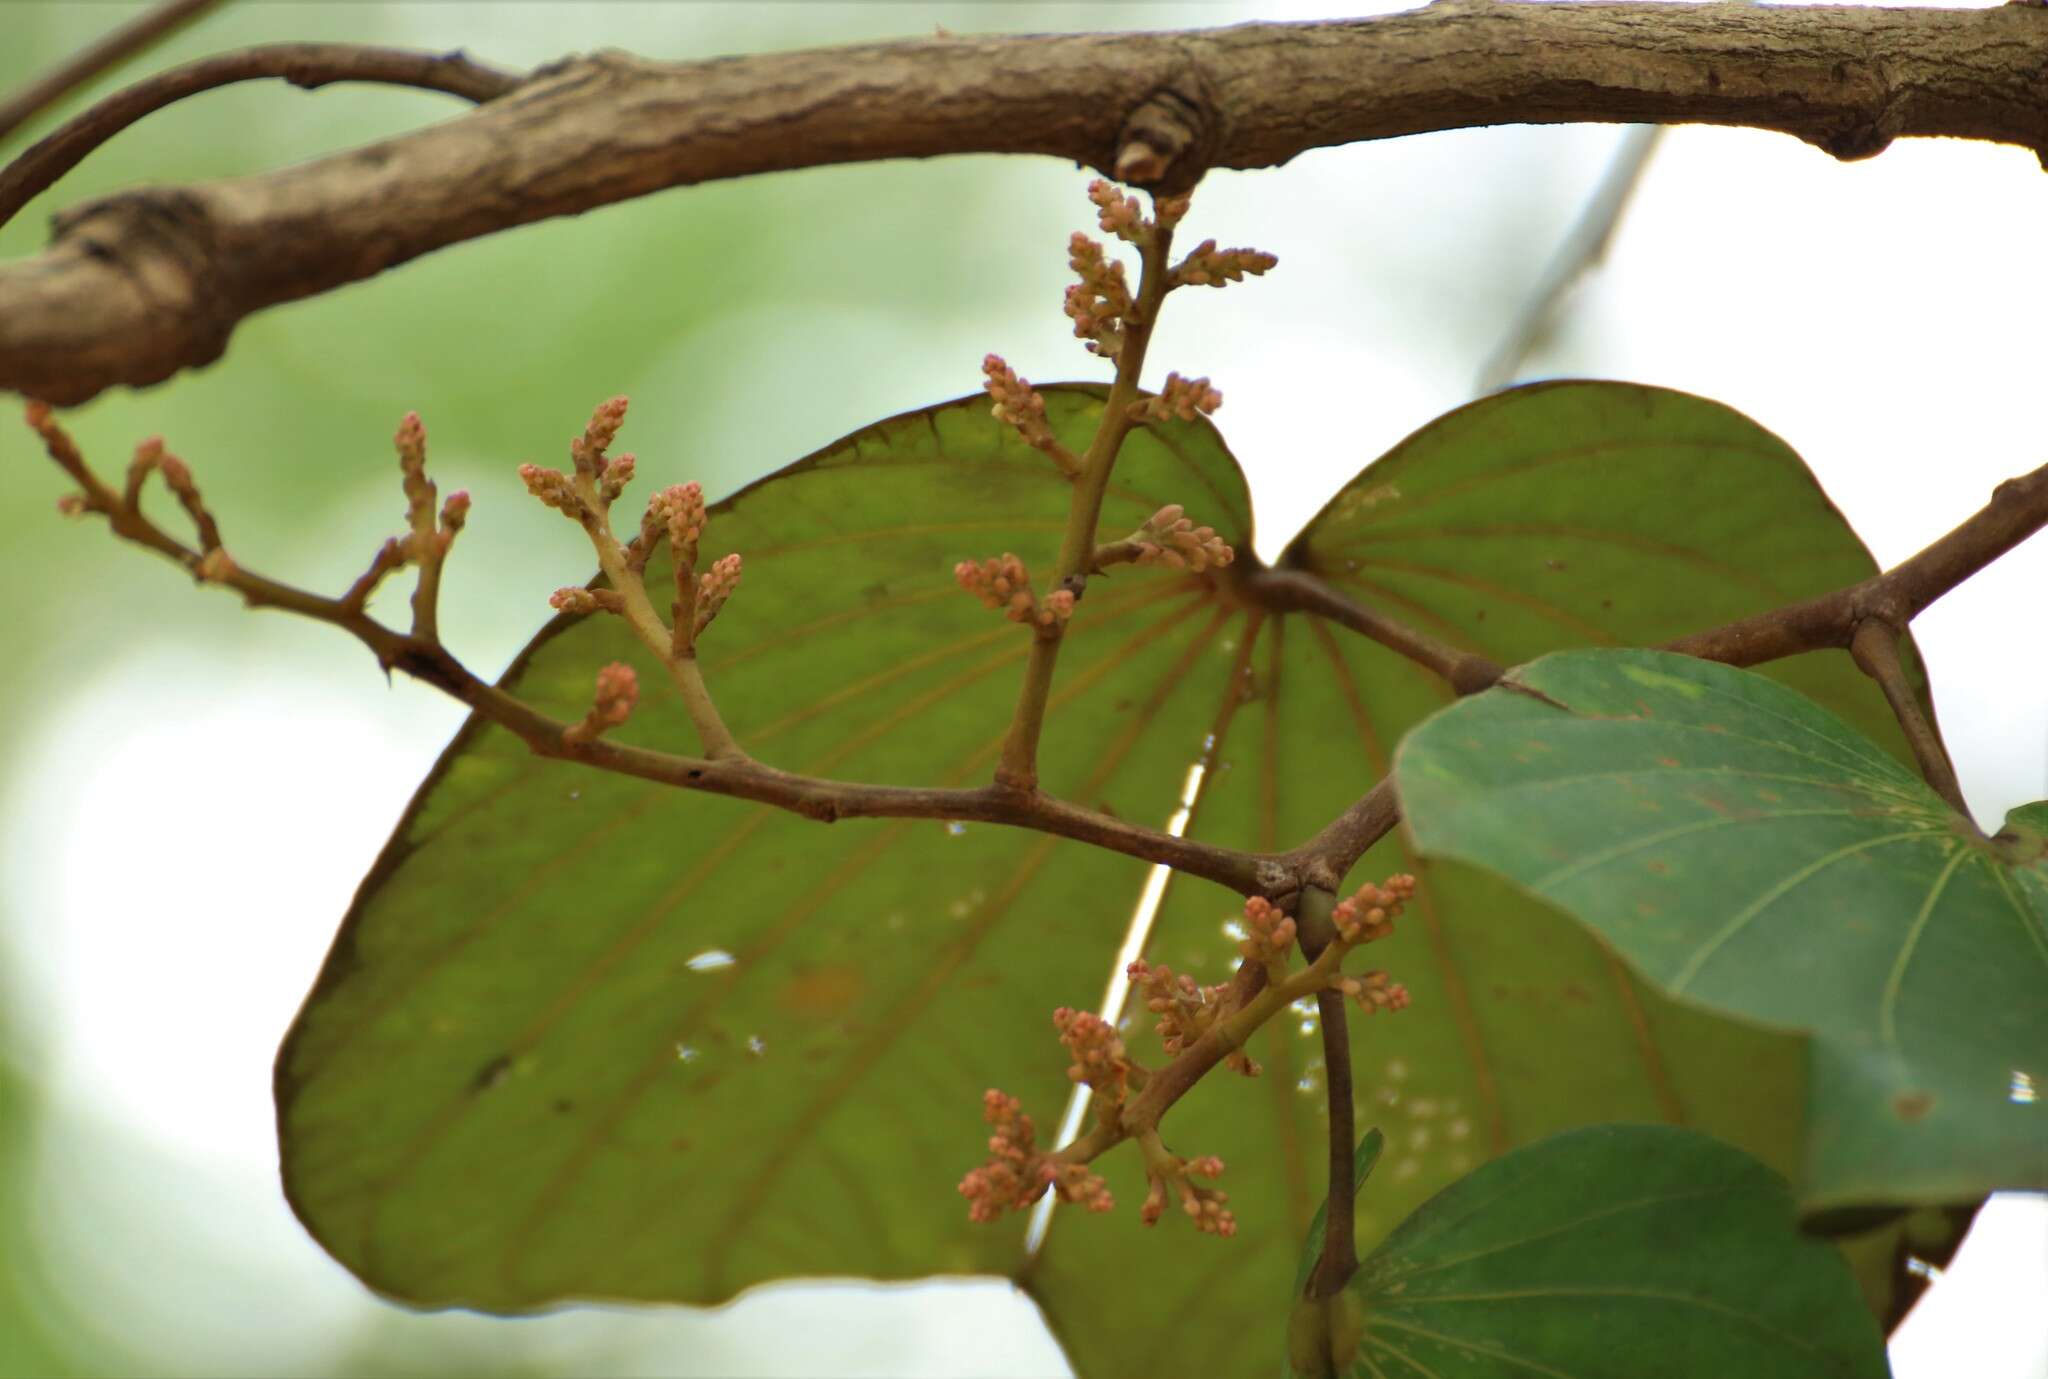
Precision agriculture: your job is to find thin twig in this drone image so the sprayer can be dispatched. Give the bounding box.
[1662,456,2048,667]
[1286,777,1400,893]
[1246,568,1503,697]
[0,0,226,146]
[0,43,522,230]
[1474,125,1664,395]
[1849,618,1970,817]
[27,409,1279,897]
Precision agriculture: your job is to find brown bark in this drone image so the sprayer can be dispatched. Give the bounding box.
[5,2,2048,405]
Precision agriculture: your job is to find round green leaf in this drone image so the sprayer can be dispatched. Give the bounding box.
[1333,1125,1889,1379]
[1395,647,2048,1209]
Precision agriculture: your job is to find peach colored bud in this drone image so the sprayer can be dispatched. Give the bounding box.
[982,355,1057,452]
[24,400,51,428]
[599,453,637,506]
[394,411,426,466]
[549,587,625,615]
[1153,194,1192,229]
[1065,233,1133,358]
[439,490,471,534]
[565,662,639,745]
[1088,179,1146,242]
[1240,895,1296,963]
[572,395,631,480]
[655,482,708,552]
[695,552,743,635]
[56,493,89,516]
[519,463,582,516]
[1172,240,1278,289]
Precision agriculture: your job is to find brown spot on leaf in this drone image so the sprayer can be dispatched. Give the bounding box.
[1657,756,1681,768]
[1647,860,1670,874]
[1893,1090,1935,1122]
[779,963,864,1019]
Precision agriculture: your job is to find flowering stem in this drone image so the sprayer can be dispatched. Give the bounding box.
[578,482,741,761]
[995,220,1175,790]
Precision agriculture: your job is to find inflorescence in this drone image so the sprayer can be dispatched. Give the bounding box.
[961,871,1417,1240]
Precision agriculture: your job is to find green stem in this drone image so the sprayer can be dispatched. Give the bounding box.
[583,487,741,760]
[996,221,1176,789]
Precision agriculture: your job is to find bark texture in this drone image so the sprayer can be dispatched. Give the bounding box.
[5,1,2048,404]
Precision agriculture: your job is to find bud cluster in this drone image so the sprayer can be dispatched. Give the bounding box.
[1333,873,1417,946]
[1053,1006,1135,1107]
[1128,958,1259,1077]
[1171,240,1279,290]
[1333,968,1412,1016]
[1129,372,1223,426]
[980,355,1061,458]
[564,661,640,745]
[695,552,744,636]
[1088,179,1146,243]
[1239,895,1298,966]
[958,1090,1113,1223]
[1127,503,1234,574]
[954,553,1075,631]
[1140,1146,1236,1237]
[549,586,626,616]
[1066,232,1135,358]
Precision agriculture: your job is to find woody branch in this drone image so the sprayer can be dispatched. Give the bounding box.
[7,2,2048,403]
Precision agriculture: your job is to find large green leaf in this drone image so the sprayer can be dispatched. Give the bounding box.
[281,380,1919,1374]
[1394,648,2048,1210]
[1325,1125,1889,1379]
[277,386,1257,1308]
[1024,382,1923,1377]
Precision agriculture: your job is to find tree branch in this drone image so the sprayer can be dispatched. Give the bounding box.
[0,43,522,230]
[0,0,226,145]
[1661,455,2048,666]
[8,2,2048,403]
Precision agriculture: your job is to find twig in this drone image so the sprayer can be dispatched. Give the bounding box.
[1849,618,1969,817]
[1248,569,1503,697]
[1285,777,1400,893]
[1474,125,1664,395]
[0,0,226,146]
[11,4,2048,403]
[0,43,522,231]
[26,407,1280,897]
[1662,456,2048,667]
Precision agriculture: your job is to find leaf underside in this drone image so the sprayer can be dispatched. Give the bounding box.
[1395,647,2048,1211]
[278,381,1933,1376]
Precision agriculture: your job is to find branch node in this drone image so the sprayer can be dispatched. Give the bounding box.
[1113,85,1207,188]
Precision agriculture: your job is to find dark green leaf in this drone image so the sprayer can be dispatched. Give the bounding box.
[1334,1125,1889,1379]
[1396,648,2048,1208]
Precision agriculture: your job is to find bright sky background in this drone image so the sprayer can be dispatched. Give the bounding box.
[2,2,2044,1376]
